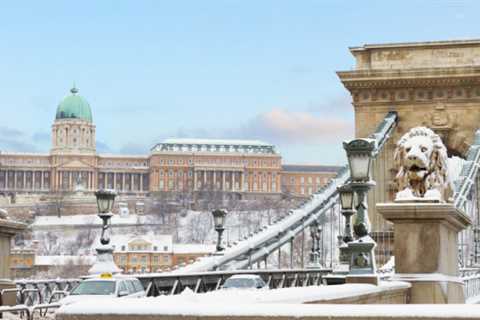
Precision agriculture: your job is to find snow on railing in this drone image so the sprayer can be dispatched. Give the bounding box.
[454,129,480,209]
[175,112,398,273]
[463,271,480,300]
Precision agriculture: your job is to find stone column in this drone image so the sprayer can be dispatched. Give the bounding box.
[203,170,207,186]
[140,174,143,192]
[13,171,17,190]
[113,173,117,190]
[377,202,471,303]
[232,172,236,191]
[241,172,245,192]
[40,171,44,190]
[122,174,126,192]
[193,170,197,191]
[22,172,26,190]
[130,174,134,191]
[32,171,36,190]
[5,171,8,190]
[222,171,226,191]
[213,171,216,190]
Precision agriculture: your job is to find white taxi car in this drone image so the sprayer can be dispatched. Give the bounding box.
[58,273,145,306]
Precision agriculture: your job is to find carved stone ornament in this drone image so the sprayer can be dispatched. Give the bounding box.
[393,126,452,202]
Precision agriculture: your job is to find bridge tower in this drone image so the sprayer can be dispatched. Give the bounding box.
[338,40,480,264]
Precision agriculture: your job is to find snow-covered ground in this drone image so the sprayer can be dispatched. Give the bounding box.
[58,281,410,316]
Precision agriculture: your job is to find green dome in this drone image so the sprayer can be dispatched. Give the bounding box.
[55,86,93,122]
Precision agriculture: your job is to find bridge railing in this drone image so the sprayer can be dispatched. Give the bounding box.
[4,279,80,306]
[463,272,480,300]
[136,268,332,296]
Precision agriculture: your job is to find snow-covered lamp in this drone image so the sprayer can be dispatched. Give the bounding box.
[338,183,355,244]
[338,184,355,211]
[342,139,378,281]
[95,189,116,214]
[89,189,121,275]
[212,209,227,252]
[343,139,375,182]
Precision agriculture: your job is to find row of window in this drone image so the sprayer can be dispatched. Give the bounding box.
[159,170,278,179]
[118,244,169,252]
[157,158,278,167]
[116,254,170,266]
[282,176,330,185]
[159,180,278,192]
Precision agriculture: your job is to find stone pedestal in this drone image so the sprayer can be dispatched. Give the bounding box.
[345,235,379,285]
[0,219,26,279]
[377,202,471,303]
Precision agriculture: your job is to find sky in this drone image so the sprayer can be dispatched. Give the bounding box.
[0,0,478,165]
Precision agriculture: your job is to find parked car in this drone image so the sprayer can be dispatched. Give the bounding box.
[221,274,268,290]
[58,273,145,306]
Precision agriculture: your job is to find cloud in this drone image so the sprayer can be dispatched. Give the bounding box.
[232,108,353,144]
[0,126,41,152]
[96,140,113,153]
[118,142,149,155]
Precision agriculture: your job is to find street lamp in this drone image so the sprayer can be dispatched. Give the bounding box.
[342,139,376,238]
[337,183,355,243]
[212,209,227,252]
[308,220,321,268]
[88,189,121,275]
[342,138,377,282]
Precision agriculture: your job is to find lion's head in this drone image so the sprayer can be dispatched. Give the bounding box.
[394,127,451,201]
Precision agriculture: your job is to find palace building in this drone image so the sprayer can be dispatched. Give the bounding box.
[0,86,339,200]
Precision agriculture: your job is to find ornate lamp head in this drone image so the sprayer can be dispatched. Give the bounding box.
[343,139,376,182]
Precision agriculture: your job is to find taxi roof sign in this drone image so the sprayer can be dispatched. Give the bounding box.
[100,272,113,279]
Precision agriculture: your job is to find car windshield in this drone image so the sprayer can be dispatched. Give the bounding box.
[70,281,116,295]
[223,278,256,289]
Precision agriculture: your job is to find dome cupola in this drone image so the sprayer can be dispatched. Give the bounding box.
[55,86,93,122]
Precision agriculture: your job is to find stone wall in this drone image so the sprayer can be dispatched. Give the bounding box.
[0,219,26,278]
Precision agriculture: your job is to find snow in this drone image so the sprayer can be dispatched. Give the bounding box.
[58,302,480,318]
[88,247,121,275]
[228,274,262,280]
[448,156,465,184]
[33,214,154,228]
[172,244,215,254]
[173,166,349,273]
[35,255,95,266]
[59,281,412,316]
[395,188,441,202]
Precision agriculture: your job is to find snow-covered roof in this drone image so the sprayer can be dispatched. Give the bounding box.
[163,138,271,146]
[172,244,216,254]
[35,255,95,266]
[151,138,277,154]
[108,233,173,253]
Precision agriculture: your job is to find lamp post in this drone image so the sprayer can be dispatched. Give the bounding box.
[337,183,355,264]
[308,220,321,268]
[212,209,227,252]
[88,189,121,275]
[342,138,378,283]
[474,227,480,265]
[338,184,355,243]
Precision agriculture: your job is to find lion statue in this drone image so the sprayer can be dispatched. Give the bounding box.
[394,126,452,202]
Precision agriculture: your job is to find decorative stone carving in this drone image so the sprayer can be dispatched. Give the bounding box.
[393,126,451,202]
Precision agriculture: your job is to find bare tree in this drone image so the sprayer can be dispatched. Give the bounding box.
[50,190,69,218]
